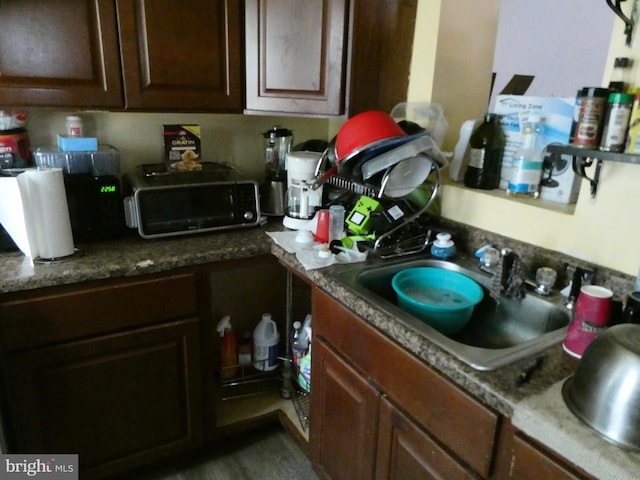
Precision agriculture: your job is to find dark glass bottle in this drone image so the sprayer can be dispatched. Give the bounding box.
[463,113,506,190]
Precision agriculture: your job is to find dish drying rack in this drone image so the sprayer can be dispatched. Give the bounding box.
[326,159,441,258]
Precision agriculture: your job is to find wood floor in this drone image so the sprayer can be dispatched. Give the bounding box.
[133,423,318,480]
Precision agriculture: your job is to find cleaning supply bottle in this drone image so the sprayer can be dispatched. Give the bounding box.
[216,315,237,379]
[298,342,312,392]
[292,318,311,368]
[253,313,280,371]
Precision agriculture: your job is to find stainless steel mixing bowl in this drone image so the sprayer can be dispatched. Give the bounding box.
[562,323,640,450]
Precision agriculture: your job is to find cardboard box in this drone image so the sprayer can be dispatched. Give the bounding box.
[163,125,201,171]
[57,135,98,152]
[494,95,581,204]
[538,152,581,204]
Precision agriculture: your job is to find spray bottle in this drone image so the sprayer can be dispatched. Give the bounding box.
[216,315,238,379]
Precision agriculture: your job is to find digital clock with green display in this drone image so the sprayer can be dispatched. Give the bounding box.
[100,185,117,194]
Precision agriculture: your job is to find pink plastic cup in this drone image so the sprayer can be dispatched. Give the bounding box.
[315,209,330,244]
[562,285,613,358]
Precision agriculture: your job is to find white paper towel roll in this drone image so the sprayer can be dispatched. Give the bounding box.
[450,119,481,182]
[0,168,75,259]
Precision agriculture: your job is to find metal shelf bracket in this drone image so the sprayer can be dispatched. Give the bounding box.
[546,144,640,198]
[572,156,603,197]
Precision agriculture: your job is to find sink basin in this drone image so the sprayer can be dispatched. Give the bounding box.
[334,256,571,370]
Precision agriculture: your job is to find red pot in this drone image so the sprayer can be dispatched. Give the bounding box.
[335,111,406,163]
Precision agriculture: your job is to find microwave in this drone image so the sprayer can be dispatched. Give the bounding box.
[123,163,261,239]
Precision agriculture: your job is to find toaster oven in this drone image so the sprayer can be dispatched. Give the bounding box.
[123,163,261,239]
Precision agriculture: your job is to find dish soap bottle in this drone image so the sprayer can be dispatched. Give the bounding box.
[430,233,456,259]
[507,116,544,198]
[463,113,506,190]
[216,315,237,379]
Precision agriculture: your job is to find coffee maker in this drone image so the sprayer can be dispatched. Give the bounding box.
[261,126,293,216]
[283,151,323,230]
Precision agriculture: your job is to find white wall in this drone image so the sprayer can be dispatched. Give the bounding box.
[409,0,640,276]
[26,112,329,182]
[489,0,614,107]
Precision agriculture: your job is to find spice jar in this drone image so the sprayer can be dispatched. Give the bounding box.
[600,92,634,152]
[65,116,83,137]
[572,87,609,148]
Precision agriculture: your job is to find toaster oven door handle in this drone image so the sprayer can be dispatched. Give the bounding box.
[123,196,139,228]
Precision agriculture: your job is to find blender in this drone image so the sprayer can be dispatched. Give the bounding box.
[261,126,293,216]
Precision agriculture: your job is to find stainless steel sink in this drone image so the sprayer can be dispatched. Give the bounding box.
[334,255,571,370]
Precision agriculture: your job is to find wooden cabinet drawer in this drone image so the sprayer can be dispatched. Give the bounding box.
[511,433,586,480]
[313,288,499,477]
[376,396,480,480]
[0,271,198,351]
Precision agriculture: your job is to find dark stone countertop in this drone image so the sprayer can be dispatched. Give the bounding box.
[0,222,277,294]
[271,243,577,417]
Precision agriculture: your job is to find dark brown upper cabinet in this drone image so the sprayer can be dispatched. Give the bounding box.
[348,0,418,116]
[116,0,243,111]
[0,0,243,112]
[244,0,349,116]
[0,0,124,108]
[244,0,417,117]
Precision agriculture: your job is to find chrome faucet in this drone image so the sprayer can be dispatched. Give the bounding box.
[563,264,596,310]
[479,248,527,302]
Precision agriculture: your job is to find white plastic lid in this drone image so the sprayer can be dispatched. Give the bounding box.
[434,232,454,248]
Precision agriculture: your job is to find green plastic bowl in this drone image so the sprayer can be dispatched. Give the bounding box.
[392,267,484,335]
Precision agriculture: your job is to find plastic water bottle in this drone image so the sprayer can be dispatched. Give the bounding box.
[507,116,544,198]
[253,313,280,371]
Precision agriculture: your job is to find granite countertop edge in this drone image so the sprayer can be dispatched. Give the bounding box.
[0,224,275,294]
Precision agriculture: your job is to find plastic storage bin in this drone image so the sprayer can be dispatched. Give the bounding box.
[34,145,120,177]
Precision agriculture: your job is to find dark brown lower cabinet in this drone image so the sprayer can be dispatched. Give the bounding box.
[310,287,493,480]
[311,337,379,480]
[0,256,289,479]
[0,270,206,479]
[2,319,202,478]
[308,286,596,480]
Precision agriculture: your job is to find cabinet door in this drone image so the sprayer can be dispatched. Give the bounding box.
[245,0,348,115]
[116,0,242,111]
[348,0,418,116]
[0,0,123,108]
[511,433,586,480]
[313,288,499,478]
[310,337,379,480]
[2,318,203,479]
[376,397,480,480]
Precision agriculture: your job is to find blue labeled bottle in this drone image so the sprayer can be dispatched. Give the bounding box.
[507,116,544,198]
